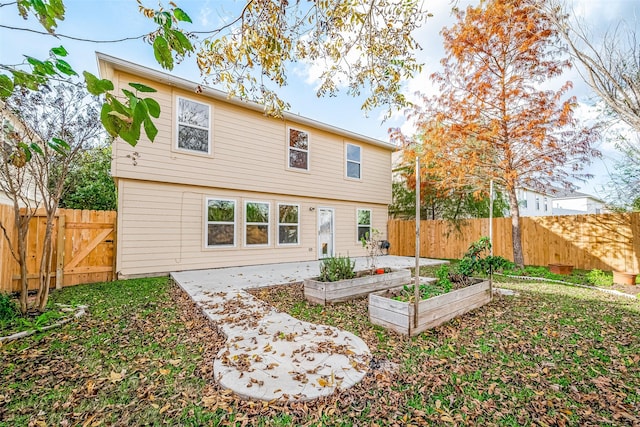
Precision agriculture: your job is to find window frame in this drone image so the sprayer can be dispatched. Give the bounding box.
[244,200,271,247]
[356,208,372,243]
[176,96,211,155]
[345,143,362,180]
[287,127,310,172]
[205,198,236,248]
[277,203,300,246]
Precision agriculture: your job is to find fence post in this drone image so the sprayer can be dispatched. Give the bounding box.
[111,212,117,281]
[55,214,65,289]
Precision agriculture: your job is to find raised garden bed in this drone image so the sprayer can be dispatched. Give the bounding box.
[304,268,411,305]
[369,278,491,336]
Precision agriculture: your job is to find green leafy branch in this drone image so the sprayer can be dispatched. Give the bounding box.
[0,46,76,99]
[138,0,194,70]
[84,72,160,146]
[17,0,65,33]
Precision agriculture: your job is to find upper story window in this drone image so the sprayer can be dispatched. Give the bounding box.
[346,143,361,179]
[517,190,527,209]
[288,128,309,170]
[177,97,210,154]
[245,201,270,246]
[357,208,371,242]
[535,196,540,211]
[278,204,299,245]
[544,197,548,212]
[206,198,235,247]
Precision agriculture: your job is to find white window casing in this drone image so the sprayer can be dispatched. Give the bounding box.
[206,198,236,247]
[177,96,211,154]
[245,201,270,246]
[277,203,300,245]
[287,127,309,171]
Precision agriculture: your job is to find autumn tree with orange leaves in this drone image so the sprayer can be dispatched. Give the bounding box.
[393,0,600,266]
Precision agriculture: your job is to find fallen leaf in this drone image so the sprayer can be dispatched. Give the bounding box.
[109,371,124,383]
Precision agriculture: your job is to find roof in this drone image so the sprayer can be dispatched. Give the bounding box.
[95,52,396,151]
[553,190,605,203]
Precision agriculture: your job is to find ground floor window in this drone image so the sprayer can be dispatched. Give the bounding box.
[245,201,270,246]
[206,199,235,247]
[357,208,371,242]
[278,204,299,245]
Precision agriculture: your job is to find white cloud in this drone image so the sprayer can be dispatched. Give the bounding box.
[198,1,213,27]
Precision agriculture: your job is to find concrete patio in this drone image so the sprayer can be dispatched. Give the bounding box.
[171,256,446,401]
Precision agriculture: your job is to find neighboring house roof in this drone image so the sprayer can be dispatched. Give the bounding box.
[96,52,395,151]
[552,189,605,203]
[518,186,604,202]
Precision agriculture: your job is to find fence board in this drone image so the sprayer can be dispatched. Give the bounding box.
[0,205,116,293]
[388,213,640,272]
[0,204,17,292]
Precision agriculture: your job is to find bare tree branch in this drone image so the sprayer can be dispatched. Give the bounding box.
[547,1,640,131]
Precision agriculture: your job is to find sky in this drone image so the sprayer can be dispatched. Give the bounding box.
[1,0,639,200]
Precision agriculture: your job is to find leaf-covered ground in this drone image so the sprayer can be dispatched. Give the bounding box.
[1,276,639,426]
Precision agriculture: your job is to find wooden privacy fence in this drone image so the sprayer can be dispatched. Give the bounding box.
[0,204,117,293]
[388,212,640,273]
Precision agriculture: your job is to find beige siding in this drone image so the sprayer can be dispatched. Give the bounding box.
[110,71,392,206]
[116,179,388,277]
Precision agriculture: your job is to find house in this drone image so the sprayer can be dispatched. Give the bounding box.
[0,105,40,207]
[516,188,553,217]
[97,53,394,279]
[551,190,607,215]
[515,187,607,217]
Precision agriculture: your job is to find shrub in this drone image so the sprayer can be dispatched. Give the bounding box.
[456,236,499,277]
[456,256,476,277]
[0,292,18,322]
[464,236,491,260]
[586,269,612,287]
[318,255,356,282]
[482,256,514,273]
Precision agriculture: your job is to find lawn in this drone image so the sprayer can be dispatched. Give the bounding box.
[1,274,639,426]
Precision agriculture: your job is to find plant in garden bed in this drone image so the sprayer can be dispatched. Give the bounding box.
[456,236,514,278]
[307,254,408,304]
[392,265,454,302]
[360,228,384,273]
[318,255,356,282]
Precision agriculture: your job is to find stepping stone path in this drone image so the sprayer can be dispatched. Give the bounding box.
[172,257,445,401]
[195,289,369,401]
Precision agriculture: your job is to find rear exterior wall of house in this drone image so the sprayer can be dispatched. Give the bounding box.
[103,64,394,278]
[115,179,388,277]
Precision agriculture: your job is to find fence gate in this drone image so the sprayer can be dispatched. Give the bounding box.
[1,206,116,293]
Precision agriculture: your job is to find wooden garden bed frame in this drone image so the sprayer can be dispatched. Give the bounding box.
[304,269,411,305]
[369,278,492,336]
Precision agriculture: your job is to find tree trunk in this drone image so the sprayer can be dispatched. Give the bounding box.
[508,188,525,267]
[36,218,55,311]
[18,239,28,314]
[16,213,30,315]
